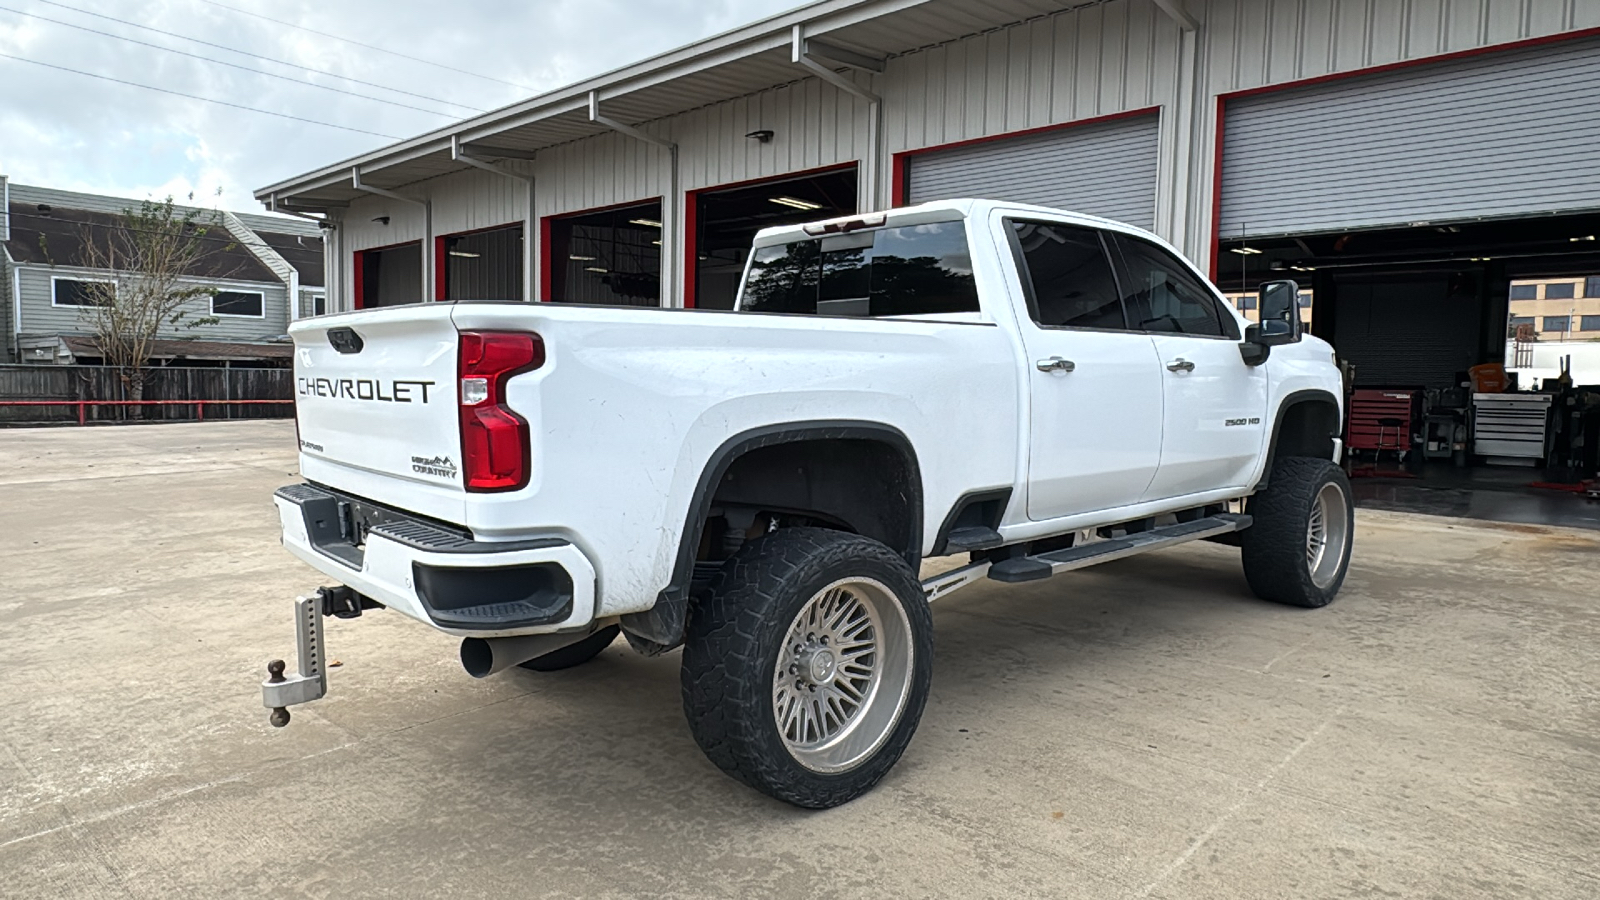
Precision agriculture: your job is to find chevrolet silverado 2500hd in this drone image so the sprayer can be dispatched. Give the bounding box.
[263,199,1350,809]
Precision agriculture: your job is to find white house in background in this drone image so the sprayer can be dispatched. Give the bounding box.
[0,175,325,366]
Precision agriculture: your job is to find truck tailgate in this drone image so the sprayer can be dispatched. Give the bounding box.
[290,305,466,525]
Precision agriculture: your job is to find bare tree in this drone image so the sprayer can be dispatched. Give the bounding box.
[76,196,230,404]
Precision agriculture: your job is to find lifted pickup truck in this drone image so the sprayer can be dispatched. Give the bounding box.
[263,199,1350,808]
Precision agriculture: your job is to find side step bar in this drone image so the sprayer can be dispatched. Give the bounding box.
[921,513,1251,602]
[987,514,1252,583]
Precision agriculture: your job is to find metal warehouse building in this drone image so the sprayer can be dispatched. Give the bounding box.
[258,0,1600,394]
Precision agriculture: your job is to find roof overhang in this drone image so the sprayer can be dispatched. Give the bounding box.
[256,0,1103,211]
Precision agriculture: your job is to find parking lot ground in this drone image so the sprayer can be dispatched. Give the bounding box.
[1,421,1597,899]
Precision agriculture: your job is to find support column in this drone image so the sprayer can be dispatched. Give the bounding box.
[589,92,680,307]
[791,25,885,211]
[451,136,538,303]
[351,166,432,302]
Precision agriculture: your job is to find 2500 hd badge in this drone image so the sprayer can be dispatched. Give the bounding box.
[297,377,436,403]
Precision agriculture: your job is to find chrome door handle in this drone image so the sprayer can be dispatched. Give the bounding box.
[1166,358,1196,373]
[1036,357,1076,373]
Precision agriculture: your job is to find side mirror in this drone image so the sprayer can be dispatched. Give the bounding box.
[1255,279,1303,346]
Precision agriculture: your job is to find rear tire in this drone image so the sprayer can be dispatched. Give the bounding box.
[680,527,933,809]
[1241,457,1354,608]
[517,624,620,671]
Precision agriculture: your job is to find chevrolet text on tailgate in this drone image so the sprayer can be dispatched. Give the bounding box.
[261,199,1351,808]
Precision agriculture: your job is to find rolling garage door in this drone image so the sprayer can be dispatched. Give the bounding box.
[905,113,1160,229]
[1220,35,1600,238]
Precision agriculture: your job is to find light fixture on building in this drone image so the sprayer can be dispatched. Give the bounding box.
[746,129,775,143]
[569,254,597,261]
[770,196,822,211]
[448,251,481,258]
[651,240,662,246]
[1290,264,1316,272]
[372,215,390,226]
[584,266,609,274]
[1570,235,1596,242]
[629,218,662,228]
[1229,246,1263,255]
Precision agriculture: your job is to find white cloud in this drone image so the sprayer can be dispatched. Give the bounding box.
[0,0,805,212]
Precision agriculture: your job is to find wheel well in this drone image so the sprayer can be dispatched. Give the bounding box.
[623,424,922,656]
[1266,394,1342,478]
[702,437,921,568]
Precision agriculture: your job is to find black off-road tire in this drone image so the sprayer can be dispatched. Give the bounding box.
[1241,457,1354,608]
[680,527,934,809]
[517,624,621,671]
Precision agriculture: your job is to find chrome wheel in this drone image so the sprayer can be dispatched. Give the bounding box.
[772,577,914,774]
[1306,481,1350,589]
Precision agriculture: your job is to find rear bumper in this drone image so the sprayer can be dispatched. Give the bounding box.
[274,483,596,638]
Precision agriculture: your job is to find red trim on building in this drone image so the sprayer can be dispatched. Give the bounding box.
[682,162,861,309]
[1207,26,1600,279]
[538,216,553,302]
[434,237,447,301]
[352,249,366,310]
[888,106,1163,208]
[682,194,699,309]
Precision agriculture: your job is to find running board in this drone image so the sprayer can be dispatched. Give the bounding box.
[987,514,1252,584]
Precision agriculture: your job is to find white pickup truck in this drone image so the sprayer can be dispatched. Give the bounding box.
[263,199,1350,809]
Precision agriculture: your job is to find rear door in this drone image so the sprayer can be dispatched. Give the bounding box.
[290,305,467,523]
[1107,233,1267,500]
[1001,215,1166,521]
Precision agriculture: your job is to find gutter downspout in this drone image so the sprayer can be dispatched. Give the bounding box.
[588,92,680,307]
[268,193,336,314]
[451,135,537,303]
[791,25,883,211]
[351,166,433,303]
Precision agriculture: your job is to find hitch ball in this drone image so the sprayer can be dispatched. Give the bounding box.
[266,659,292,727]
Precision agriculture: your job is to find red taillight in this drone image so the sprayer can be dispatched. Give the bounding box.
[459,331,544,492]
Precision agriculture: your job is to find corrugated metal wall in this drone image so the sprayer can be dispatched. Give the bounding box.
[1219,32,1600,237]
[905,112,1162,228]
[330,0,1600,307]
[1191,0,1600,259]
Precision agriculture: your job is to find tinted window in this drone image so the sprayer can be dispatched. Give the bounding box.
[1545,282,1575,300]
[54,279,111,306]
[1008,221,1125,330]
[213,291,263,317]
[1111,235,1232,338]
[1586,277,1600,299]
[1509,284,1537,300]
[1582,315,1600,331]
[741,221,978,317]
[1543,316,1571,333]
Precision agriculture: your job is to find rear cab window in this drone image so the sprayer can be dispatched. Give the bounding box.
[739,219,980,319]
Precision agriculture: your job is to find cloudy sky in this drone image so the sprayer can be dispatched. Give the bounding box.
[0,0,804,215]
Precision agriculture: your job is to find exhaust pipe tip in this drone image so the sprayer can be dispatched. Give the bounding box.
[460,638,498,679]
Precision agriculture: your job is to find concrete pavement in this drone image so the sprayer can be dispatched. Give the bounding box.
[1,421,1596,898]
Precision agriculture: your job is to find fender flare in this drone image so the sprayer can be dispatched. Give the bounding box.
[1257,389,1343,489]
[623,420,923,651]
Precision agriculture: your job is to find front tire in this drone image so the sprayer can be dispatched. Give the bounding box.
[681,527,933,809]
[1241,457,1354,608]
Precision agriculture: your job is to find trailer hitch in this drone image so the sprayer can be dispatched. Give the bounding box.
[262,586,381,727]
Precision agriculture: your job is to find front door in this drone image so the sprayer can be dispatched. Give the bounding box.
[1002,216,1166,521]
[1108,233,1269,500]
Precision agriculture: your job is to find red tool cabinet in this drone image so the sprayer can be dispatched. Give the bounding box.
[1347,389,1419,453]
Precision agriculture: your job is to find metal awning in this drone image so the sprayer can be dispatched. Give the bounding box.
[255,0,1098,211]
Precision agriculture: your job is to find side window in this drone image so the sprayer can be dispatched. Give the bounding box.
[1111,234,1236,338]
[1007,220,1126,330]
[741,221,979,317]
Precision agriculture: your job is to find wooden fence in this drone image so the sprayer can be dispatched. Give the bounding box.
[0,365,293,425]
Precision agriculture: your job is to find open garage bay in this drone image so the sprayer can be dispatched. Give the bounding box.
[1,422,1596,898]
